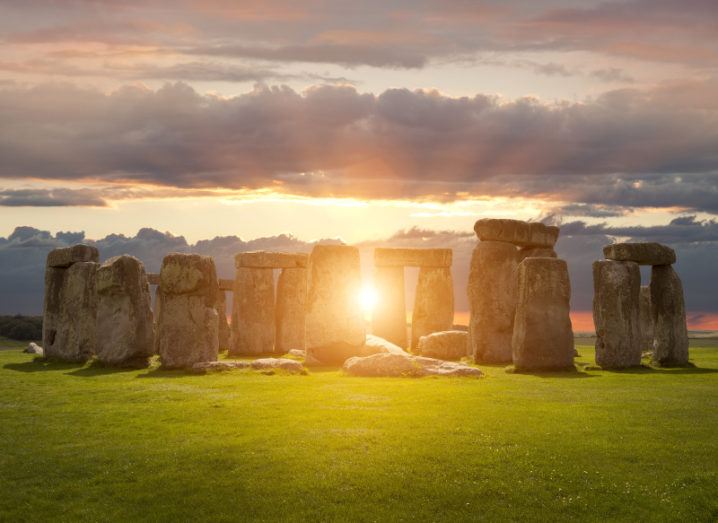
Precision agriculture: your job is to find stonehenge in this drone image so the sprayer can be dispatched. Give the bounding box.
[155,253,219,369]
[95,255,154,366]
[43,245,99,362]
[469,219,561,364]
[372,248,454,350]
[512,257,575,371]
[416,330,468,360]
[593,242,689,367]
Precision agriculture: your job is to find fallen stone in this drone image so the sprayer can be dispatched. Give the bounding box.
[512,257,575,371]
[416,330,468,360]
[231,267,275,355]
[592,260,642,369]
[95,255,155,366]
[43,260,98,362]
[374,248,452,268]
[46,244,99,268]
[411,267,454,350]
[275,267,307,353]
[639,285,654,352]
[468,240,518,364]
[304,334,406,366]
[651,265,689,366]
[157,253,219,369]
[305,245,365,364]
[371,265,407,348]
[191,357,306,375]
[603,242,676,266]
[362,334,407,356]
[288,349,306,358]
[235,251,308,269]
[474,219,559,248]
[343,352,483,378]
[24,342,43,355]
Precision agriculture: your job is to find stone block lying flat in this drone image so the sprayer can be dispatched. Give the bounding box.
[191,358,306,375]
[374,248,452,268]
[342,352,483,377]
[473,219,559,248]
[235,251,308,269]
[603,242,676,266]
[46,244,99,268]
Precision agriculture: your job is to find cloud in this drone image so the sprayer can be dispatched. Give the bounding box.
[1,80,717,213]
[0,188,108,206]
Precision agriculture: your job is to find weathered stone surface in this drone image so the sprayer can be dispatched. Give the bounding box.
[288,349,306,358]
[411,267,454,350]
[343,352,483,378]
[518,247,557,262]
[474,219,559,248]
[374,248,452,268]
[276,267,307,353]
[512,257,574,371]
[95,255,154,366]
[157,254,219,369]
[603,242,676,266]
[651,265,689,366]
[416,330,468,360]
[371,266,407,348]
[304,333,406,366]
[592,260,642,369]
[147,273,160,286]
[43,261,98,362]
[231,267,275,355]
[468,240,518,363]
[192,358,306,375]
[216,290,231,350]
[305,245,365,365]
[46,244,99,268]
[639,285,654,352]
[235,251,308,269]
[24,342,43,355]
[362,334,407,356]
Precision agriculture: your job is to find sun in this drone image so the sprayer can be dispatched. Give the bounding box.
[358,284,379,316]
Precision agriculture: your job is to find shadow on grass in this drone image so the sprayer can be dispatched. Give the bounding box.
[3,358,85,373]
[65,360,147,377]
[604,363,718,375]
[135,367,194,379]
[508,365,596,378]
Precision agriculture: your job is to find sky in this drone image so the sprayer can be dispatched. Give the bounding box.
[1,1,717,327]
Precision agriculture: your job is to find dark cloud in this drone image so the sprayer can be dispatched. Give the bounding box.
[0,188,108,207]
[1,81,717,213]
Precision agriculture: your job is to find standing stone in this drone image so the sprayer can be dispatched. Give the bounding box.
[95,255,154,366]
[592,260,642,368]
[43,255,99,362]
[217,290,231,350]
[518,247,557,262]
[639,285,654,352]
[411,267,454,350]
[512,258,574,371]
[276,267,307,353]
[372,266,407,349]
[231,267,275,355]
[305,245,365,365]
[157,253,219,368]
[468,240,518,363]
[651,265,689,366]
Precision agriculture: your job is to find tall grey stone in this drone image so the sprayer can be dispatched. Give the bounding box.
[276,267,307,353]
[305,245,365,365]
[372,266,407,349]
[95,255,154,366]
[231,267,275,355]
[639,285,654,352]
[651,265,689,366]
[157,253,219,368]
[468,240,518,363]
[512,257,574,371]
[411,267,454,350]
[592,260,642,369]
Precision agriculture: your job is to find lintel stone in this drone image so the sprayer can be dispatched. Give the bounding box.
[374,248,452,268]
[235,251,308,269]
[603,242,676,266]
[473,219,559,248]
[47,244,99,268]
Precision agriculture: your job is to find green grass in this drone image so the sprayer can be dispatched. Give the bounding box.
[1,338,718,522]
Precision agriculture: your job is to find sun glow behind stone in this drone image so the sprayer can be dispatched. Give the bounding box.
[358,284,379,320]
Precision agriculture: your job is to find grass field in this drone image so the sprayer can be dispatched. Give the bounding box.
[1,337,717,522]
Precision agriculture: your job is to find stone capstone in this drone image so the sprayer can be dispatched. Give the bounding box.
[650,265,689,366]
[374,248,452,268]
[474,219,559,248]
[46,244,99,268]
[95,255,154,366]
[416,330,468,360]
[235,251,308,269]
[231,267,275,355]
[592,260,642,369]
[275,267,307,353]
[468,240,518,363]
[156,253,219,369]
[305,245,365,365]
[512,257,575,371]
[342,352,483,378]
[603,242,676,266]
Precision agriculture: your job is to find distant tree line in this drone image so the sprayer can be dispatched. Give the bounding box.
[0,315,42,341]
